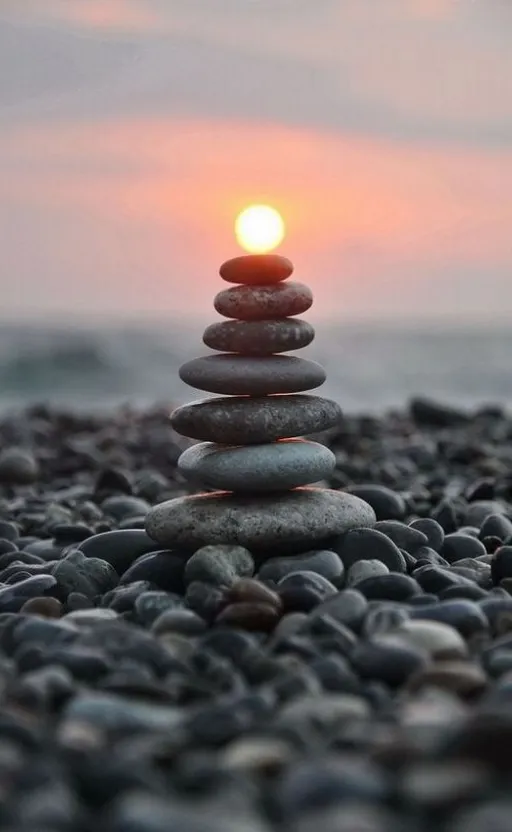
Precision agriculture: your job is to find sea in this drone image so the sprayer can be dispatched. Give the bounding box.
[0,320,510,415]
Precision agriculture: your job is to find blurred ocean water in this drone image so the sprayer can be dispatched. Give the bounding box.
[0,320,509,413]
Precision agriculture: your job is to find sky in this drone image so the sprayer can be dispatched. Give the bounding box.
[0,0,511,323]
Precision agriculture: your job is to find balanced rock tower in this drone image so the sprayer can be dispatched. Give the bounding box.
[145,254,375,553]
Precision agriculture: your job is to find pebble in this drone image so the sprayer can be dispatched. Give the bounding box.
[344,484,406,520]
[480,513,512,541]
[203,317,315,355]
[391,619,468,659]
[146,488,376,553]
[219,253,293,284]
[178,439,335,492]
[335,528,407,573]
[355,573,420,601]
[184,544,254,587]
[407,660,488,698]
[346,559,389,586]
[278,571,337,612]
[409,599,489,637]
[214,280,313,320]
[0,447,39,484]
[442,533,487,563]
[171,393,342,444]
[373,520,428,553]
[491,545,512,584]
[20,595,63,618]
[258,549,344,585]
[179,354,326,395]
[409,517,445,551]
[78,529,161,573]
[350,636,429,687]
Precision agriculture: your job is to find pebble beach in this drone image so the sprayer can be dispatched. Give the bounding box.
[0,396,512,831]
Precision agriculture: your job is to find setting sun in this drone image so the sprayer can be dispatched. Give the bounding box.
[235,204,285,254]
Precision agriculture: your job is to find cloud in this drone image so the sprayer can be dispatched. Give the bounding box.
[0,0,511,148]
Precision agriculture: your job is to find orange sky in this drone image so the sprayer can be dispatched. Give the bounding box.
[0,0,511,322]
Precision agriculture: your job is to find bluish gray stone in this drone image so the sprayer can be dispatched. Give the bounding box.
[178,439,335,492]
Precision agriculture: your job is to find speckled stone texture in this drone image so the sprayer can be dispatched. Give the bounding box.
[179,354,326,396]
[171,394,342,444]
[214,281,313,320]
[203,318,314,355]
[145,488,376,553]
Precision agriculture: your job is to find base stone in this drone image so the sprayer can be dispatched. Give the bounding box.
[145,487,376,554]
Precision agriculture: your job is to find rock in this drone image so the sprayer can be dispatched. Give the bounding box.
[134,590,184,627]
[346,559,389,587]
[409,518,445,552]
[334,528,407,573]
[355,573,420,601]
[465,500,508,527]
[178,439,335,492]
[171,394,342,445]
[350,636,429,687]
[145,488,376,553]
[442,533,487,563]
[226,578,282,609]
[374,520,428,554]
[219,253,293,284]
[0,521,19,541]
[63,692,183,732]
[0,575,59,613]
[278,571,337,612]
[203,317,315,355]
[258,549,344,585]
[407,660,488,698]
[119,550,186,593]
[480,513,512,542]
[409,599,489,637]
[101,495,151,521]
[21,596,63,618]
[51,550,118,599]
[344,485,406,521]
[184,544,254,587]
[310,589,368,632]
[215,602,281,631]
[151,608,207,636]
[78,529,161,574]
[491,546,512,585]
[391,619,468,659]
[179,354,326,395]
[0,447,39,484]
[410,397,469,427]
[214,280,313,320]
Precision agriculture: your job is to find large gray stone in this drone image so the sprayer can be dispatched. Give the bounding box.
[219,253,293,285]
[203,318,314,355]
[178,439,336,492]
[171,394,342,444]
[214,281,313,321]
[145,487,376,553]
[179,354,326,395]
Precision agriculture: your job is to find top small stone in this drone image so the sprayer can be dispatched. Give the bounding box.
[220,254,294,285]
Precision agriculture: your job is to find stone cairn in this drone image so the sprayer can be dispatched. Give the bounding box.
[145,254,375,554]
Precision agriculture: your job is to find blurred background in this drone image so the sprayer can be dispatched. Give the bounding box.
[0,0,510,411]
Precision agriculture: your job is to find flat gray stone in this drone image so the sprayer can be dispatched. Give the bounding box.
[145,487,376,553]
[214,281,313,321]
[178,439,336,492]
[179,354,326,395]
[203,318,314,355]
[171,394,342,444]
[220,253,293,285]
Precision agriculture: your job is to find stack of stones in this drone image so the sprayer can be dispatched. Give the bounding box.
[145,254,375,554]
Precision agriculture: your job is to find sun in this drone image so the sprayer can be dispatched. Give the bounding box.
[235,204,286,254]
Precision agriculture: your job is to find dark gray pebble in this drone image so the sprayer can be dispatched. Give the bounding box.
[442,533,487,563]
[409,517,445,551]
[101,495,151,521]
[0,447,39,484]
[480,513,512,541]
[278,571,337,612]
[356,573,421,601]
[151,608,207,636]
[432,499,459,533]
[335,528,407,573]
[51,550,118,599]
[311,589,368,632]
[134,590,184,627]
[78,529,161,573]
[184,544,254,588]
[0,575,59,613]
[374,520,428,553]
[410,599,489,637]
[351,636,428,686]
[346,559,389,587]
[119,550,186,593]
[344,484,406,520]
[491,546,512,584]
[0,521,19,541]
[258,549,344,585]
